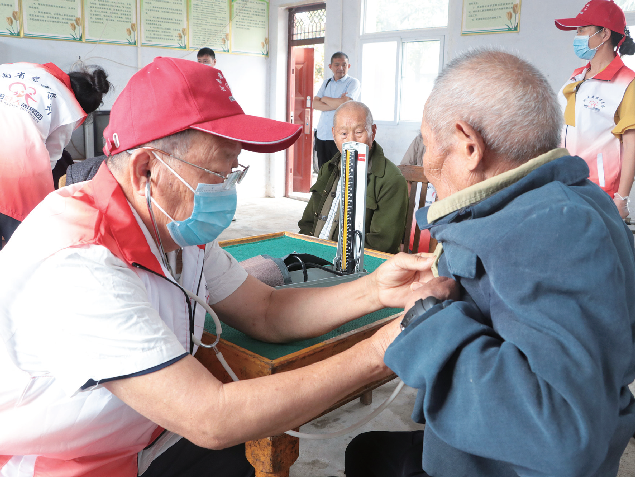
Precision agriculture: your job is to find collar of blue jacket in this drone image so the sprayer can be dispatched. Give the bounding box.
[416,148,591,229]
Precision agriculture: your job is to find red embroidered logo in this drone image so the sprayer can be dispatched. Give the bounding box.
[9,82,37,106]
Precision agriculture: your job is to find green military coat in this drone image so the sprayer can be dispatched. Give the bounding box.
[298,142,408,254]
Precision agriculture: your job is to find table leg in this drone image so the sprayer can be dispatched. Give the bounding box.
[245,433,299,477]
[360,390,372,405]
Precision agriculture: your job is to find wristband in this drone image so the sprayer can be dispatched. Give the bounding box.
[400,296,442,331]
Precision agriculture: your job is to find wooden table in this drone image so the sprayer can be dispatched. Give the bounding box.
[194,232,401,477]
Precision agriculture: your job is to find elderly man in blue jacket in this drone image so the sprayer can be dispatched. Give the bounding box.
[345,48,635,477]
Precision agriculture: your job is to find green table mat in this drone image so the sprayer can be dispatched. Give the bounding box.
[204,236,402,360]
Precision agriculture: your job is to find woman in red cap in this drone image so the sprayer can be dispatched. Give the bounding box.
[556,0,635,219]
[0,63,111,248]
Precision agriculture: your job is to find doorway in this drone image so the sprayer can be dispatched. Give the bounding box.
[286,4,326,199]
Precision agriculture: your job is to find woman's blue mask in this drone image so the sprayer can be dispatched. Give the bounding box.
[149,152,237,248]
[574,29,606,60]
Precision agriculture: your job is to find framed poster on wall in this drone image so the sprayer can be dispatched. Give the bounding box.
[0,0,20,37]
[141,0,187,49]
[462,0,521,35]
[84,0,137,45]
[22,0,83,41]
[189,0,230,52]
[230,0,268,56]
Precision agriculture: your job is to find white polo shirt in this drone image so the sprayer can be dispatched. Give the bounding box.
[315,74,361,141]
[0,164,248,477]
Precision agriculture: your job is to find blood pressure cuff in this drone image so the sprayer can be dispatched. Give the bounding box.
[240,253,336,287]
[240,254,291,287]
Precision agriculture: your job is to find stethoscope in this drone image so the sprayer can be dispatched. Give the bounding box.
[140,173,405,439]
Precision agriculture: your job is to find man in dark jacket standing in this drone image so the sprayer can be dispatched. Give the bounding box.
[345,48,635,477]
[298,101,408,254]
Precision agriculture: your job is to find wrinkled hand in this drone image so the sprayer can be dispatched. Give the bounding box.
[613,196,630,219]
[404,276,460,313]
[368,252,436,309]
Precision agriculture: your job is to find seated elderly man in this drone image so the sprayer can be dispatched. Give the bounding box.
[0,58,456,477]
[345,49,635,476]
[298,101,408,254]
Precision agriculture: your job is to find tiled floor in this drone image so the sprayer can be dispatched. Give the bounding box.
[217,195,308,242]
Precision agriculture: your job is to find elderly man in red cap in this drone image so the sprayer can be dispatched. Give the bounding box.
[0,57,455,477]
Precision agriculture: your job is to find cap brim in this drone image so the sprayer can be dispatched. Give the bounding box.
[191,114,302,153]
[555,18,585,30]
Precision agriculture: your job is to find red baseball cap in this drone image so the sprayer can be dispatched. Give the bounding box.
[555,0,626,34]
[103,57,301,155]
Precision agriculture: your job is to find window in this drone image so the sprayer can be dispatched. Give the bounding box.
[361,38,443,122]
[291,7,326,41]
[361,41,397,121]
[400,41,441,121]
[360,0,446,124]
[363,0,449,34]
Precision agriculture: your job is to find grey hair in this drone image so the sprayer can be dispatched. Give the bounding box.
[424,48,562,163]
[106,129,197,174]
[333,101,374,133]
[331,51,349,63]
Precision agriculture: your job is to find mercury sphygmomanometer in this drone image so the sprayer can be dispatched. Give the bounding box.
[195,142,409,439]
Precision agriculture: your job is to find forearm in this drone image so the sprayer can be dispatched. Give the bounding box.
[313,96,334,111]
[216,337,389,445]
[214,253,435,343]
[217,274,381,342]
[618,130,635,197]
[313,100,333,111]
[107,338,391,450]
[263,275,382,340]
[322,96,350,108]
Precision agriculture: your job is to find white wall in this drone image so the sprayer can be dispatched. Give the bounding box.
[0,0,621,199]
[352,0,582,166]
[0,36,268,197]
[266,0,588,197]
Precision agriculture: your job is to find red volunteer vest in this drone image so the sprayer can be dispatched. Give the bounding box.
[0,163,166,476]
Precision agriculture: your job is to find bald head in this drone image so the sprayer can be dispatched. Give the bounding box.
[334,101,373,130]
[424,48,562,164]
[332,101,377,153]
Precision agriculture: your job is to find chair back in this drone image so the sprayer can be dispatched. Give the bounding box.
[398,165,437,253]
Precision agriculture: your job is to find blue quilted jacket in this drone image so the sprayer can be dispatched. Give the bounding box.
[385,154,635,477]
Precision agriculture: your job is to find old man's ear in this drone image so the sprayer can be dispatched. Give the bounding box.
[453,120,485,172]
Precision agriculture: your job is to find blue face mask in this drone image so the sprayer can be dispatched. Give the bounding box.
[149,153,238,247]
[574,29,606,60]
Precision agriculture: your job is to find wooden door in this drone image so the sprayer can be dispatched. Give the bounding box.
[287,47,314,194]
